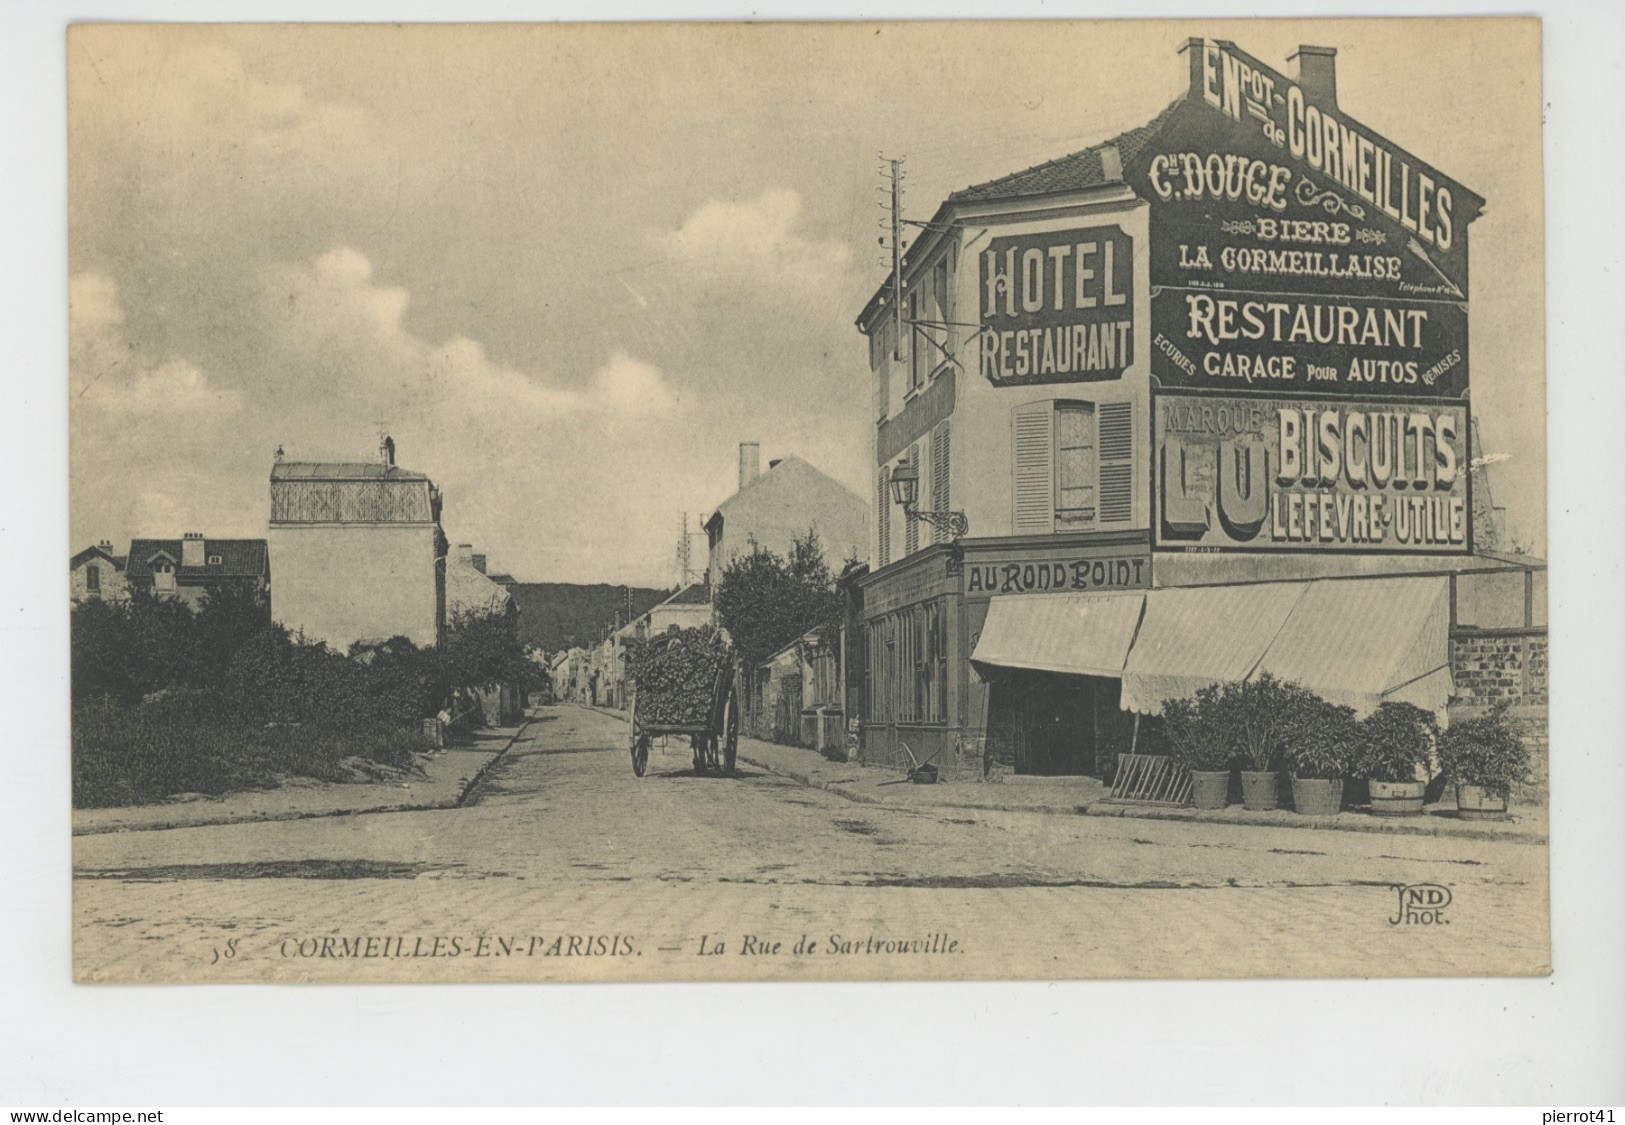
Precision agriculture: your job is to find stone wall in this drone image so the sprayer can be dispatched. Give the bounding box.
[1448,630,1549,806]
[1450,630,1548,708]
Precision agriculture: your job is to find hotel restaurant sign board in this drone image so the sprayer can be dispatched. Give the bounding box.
[978,224,1135,387]
[1129,40,1480,402]
[1156,395,1471,554]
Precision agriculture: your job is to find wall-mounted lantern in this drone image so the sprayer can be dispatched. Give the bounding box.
[888,462,969,540]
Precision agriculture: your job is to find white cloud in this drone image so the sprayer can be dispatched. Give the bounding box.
[650,188,856,297]
[70,272,241,418]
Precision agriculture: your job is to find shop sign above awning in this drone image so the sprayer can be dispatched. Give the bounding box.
[970,592,1145,680]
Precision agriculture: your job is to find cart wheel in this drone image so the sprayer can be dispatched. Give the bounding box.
[631,733,650,777]
[719,689,738,777]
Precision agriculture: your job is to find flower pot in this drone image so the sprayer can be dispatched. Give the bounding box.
[1455,782,1508,821]
[1189,769,1231,810]
[1290,777,1345,817]
[1239,770,1280,811]
[1367,779,1426,816]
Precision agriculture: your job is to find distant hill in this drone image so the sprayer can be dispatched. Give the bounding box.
[507,583,670,653]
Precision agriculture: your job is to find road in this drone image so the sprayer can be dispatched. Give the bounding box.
[72,704,1550,982]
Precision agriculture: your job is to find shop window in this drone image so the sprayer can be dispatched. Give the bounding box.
[866,600,948,727]
[1012,399,1136,533]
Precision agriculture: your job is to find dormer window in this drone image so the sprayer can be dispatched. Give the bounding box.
[208,554,223,566]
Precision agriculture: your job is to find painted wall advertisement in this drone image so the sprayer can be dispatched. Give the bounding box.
[1131,39,1479,401]
[1156,396,1470,554]
[979,224,1134,387]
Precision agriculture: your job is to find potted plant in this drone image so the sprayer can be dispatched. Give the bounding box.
[1436,704,1528,820]
[1285,696,1357,817]
[1222,672,1305,811]
[1355,702,1439,816]
[1163,685,1233,810]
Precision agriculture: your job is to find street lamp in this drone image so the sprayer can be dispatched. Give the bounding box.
[888,462,969,539]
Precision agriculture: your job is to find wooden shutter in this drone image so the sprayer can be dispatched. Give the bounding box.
[877,465,891,568]
[874,322,891,421]
[931,421,951,543]
[1012,401,1055,534]
[904,444,920,555]
[1098,400,1135,525]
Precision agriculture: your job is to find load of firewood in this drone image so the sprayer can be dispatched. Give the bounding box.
[627,625,731,726]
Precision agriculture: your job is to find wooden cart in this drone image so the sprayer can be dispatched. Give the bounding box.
[628,641,739,778]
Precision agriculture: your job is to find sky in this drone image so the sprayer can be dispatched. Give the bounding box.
[67,19,1546,585]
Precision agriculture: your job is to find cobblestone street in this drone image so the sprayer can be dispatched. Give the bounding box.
[73,705,1550,982]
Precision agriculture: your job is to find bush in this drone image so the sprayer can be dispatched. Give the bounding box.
[71,691,425,808]
[1355,702,1439,783]
[1161,686,1234,771]
[1285,697,1360,780]
[68,584,528,806]
[1218,672,1316,773]
[1436,704,1528,792]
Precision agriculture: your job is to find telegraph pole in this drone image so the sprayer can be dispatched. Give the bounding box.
[889,156,905,361]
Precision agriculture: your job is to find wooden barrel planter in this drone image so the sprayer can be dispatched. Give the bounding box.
[1290,777,1345,817]
[1455,783,1509,821]
[1239,770,1281,811]
[1189,770,1231,810]
[1368,779,1426,816]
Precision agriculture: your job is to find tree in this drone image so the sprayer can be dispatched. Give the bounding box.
[714,530,844,671]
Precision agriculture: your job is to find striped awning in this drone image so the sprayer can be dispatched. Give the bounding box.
[1119,576,1454,721]
[1252,575,1453,719]
[970,592,1145,679]
[1118,581,1307,715]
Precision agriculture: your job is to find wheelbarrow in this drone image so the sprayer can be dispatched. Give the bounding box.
[881,741,941,785]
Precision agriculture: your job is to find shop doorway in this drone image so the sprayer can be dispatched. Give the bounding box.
[987,672,1132,778]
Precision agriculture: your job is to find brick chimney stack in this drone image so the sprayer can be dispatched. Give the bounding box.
[1289,45,1338,107]
[181,532,205,568]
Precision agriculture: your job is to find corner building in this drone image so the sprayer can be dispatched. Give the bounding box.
[855,38,1538,780]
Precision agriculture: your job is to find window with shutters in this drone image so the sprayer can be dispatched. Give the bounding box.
[1012,399,1136,533]
[930,421,951,543]
[876,465,891,568]
[1054,402,1096,528]
[931,255,952,360]
[872,320,893,421]
[903,444,920,556]
[1097,401,1135,523]
[907,290,926,394]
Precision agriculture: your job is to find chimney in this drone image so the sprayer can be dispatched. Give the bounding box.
[456,543,474,566]
[181,532,205,568]
[471,553,487,574]
[380,434,396,468]
[97,539,113,553]
[1099,143,1123,183]
[1289,45,1337,107]
[738,442,760,491]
